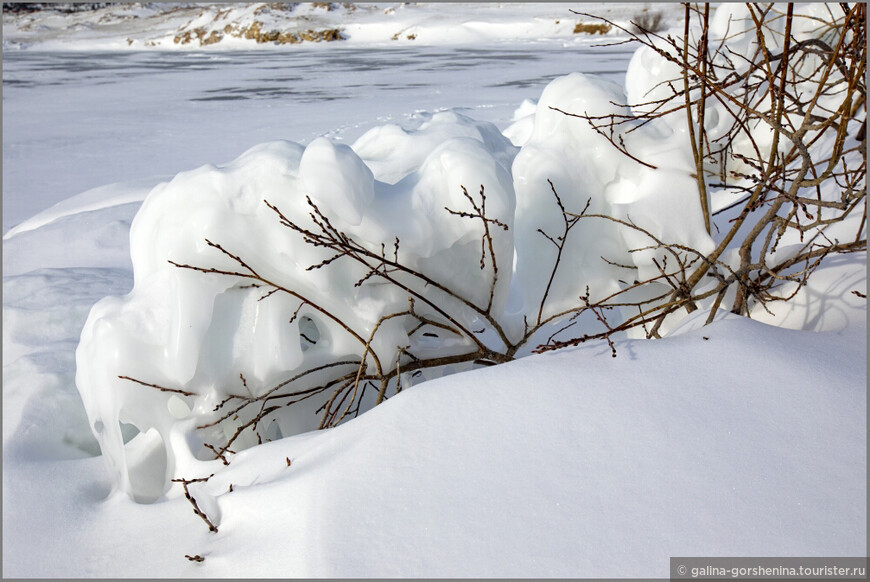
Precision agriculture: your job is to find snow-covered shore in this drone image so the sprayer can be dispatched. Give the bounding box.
[3,2,682,51]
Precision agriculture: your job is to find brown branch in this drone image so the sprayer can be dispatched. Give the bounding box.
[536,181,587,326]
[118,375,196,397]
[171,475,218,533]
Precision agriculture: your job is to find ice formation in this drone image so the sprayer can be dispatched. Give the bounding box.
[75,3,862,502]
[76,112,521,501]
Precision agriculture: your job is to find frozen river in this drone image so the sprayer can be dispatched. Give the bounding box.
[2,42,635,233]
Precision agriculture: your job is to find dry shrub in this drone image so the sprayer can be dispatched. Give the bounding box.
[630,10,665,33]
[573,22,611,35]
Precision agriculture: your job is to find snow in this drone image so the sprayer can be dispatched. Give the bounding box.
[3,3,866,578]
[301,137,375,225]
[5,313,866,577]
[200,315,865,578]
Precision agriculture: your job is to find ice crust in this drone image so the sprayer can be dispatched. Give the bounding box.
[74,3,861,502]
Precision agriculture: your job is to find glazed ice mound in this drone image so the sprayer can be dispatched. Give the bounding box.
[75,72,714,502]
[75,111,523,502]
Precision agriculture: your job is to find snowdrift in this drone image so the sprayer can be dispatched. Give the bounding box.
[6,312,866,577]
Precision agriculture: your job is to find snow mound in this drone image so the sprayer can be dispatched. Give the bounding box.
[75,115,520,502]
[78,68,705,500]
[512,72,713,321]
[2,177,158,242]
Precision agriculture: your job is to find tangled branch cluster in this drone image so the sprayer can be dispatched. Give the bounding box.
[126,182,610,457]
[560,2,865,334]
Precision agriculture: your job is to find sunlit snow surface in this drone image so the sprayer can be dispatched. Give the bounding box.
[2,3,866,578]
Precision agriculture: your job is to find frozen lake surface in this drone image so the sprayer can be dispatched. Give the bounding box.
[3,42,635,233]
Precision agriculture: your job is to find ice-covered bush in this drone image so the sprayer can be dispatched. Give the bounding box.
[76,112,523,501]
[76,3,865,503]
[555,2,866,343]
